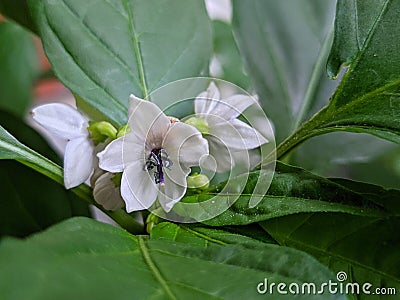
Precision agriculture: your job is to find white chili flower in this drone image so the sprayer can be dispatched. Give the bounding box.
[187,82,268,172]
[31,103,94,189]
[97,95,209,213]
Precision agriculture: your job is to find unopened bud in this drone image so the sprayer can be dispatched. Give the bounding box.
[185,117,209,135]
[187,173,210,190]
[88,121,117,144]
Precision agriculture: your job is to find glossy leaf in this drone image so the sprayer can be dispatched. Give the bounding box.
[0,217,344,300]
[261,213,400,300]
[29,0,212,125]
[232,0,336,141]
[191,162,399,226]
[0,21,39,117]
[151,222,276,249]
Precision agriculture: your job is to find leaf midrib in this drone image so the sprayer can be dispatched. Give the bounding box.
[138,236,177,300]
[122,0,149,99]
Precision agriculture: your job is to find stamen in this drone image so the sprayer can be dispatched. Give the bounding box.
[144,148,172,186]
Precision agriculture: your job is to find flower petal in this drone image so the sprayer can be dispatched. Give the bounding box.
[93,172,124,211]
[162,122,209,167]
[32,103,88,139]
[97,133,144,173]
[157,164,190,212]
[128,94,170,150]
[120,162,158,212]
[208,117,268,151]
[64,137,94,189]
[206,136,234,173]
[212,94,257,120]
[194,82,221,115]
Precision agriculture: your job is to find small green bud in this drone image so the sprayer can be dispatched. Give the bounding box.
[187,173,210,190]
[185,117,209,135]
[117,124,131,138]
[88,121,117,144]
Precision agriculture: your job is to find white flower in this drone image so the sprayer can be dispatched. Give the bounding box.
[191,82,268,172]
[31,103,94,189]
[97,95,209,213]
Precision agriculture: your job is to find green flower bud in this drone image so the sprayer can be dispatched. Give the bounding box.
[185,117,209,135]
[187,173,210,190]
[117,124,131,138]
[88,121,117,145]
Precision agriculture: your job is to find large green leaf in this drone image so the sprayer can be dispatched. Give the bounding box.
[276,0,400,159]
[29,0,212,125]
[0,111,89,237]
[186,162,399,226]
[0,0,38,34]
[0,217,344,300]
[261,213,400,300]
[0,21,39,117]
[232,0,336,142]
[151,222,276,249]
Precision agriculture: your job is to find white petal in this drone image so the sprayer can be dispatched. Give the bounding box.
[32,103,88,139]
[93,172,124,211]
[64,137,94,189]
[212,94,257,120]
[194,82,221,115]
[230,118,269,148]
[206,136,234,173]
[208,117,268,151]
[157,165,190,212]
[120,162,158,212]
[162,122,209,167]
[97,133,144,173]
[128,94,170,150]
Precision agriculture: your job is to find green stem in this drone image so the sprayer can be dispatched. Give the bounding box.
[292,30,334,131]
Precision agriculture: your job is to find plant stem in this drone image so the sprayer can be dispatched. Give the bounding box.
[292,30,334,131]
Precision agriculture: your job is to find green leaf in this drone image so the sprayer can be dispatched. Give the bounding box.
[29,0,212,125]
[277,0,400,159]
[0,21,39,117]
[212,20,251,89]
[327,0,388,78]
[194,162,399,226]
[151,222,276,249]
[0,217,345,300]
[0,0,38,34]
[261,213,400,299]
[232,0,335,141]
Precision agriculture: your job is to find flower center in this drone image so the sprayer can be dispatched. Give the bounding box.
[143,148,173,187]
